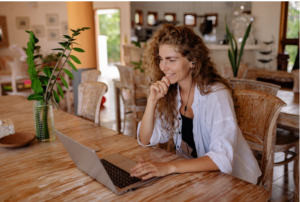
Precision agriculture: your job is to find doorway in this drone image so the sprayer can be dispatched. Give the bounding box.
[96,9,121,76]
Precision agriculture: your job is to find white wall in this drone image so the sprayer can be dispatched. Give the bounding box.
[130,1,252,42]
[251,2,281,70]
[0,2,68,58]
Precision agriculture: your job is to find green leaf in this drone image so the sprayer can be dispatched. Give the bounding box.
[25,30,30,34]
[56,83,64,99]
[59,42,71,50]
[67,61,77,72]
[27,57,35,69]
[53,89,60,103]
[32,77,44,94]
[34,46,41,50]
[30,32,35,45]
[51,97,59,110]
[28,67,37,77]
[228,50,236,77]
[25,48,32,57]
[132,41,141,48]
[63,68,74,79]
[70,55,81,64]
[71,29,76,33]
[27,42,34,53]
[28,93,43,101]
[34,37,39,44]
[131,61,142,65]
[57,52,68,58]
[237,21,252,72]
[34,54,42,59]
[73,47,85,52]
[38,76,49,85]
[63,35,71,39]
[81,27,90,30]
[43,68,52,77]
[52,48,64,51]
[59,75,68,89]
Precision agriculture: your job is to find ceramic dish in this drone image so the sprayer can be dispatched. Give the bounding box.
[0,132,35,148]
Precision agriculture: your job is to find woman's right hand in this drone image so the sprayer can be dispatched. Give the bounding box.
[148,76,170,102]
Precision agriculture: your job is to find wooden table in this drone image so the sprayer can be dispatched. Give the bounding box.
[0,95,269,201]
[277,90,299,131]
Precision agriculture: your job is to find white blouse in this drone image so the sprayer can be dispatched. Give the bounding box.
[137,83,262,184]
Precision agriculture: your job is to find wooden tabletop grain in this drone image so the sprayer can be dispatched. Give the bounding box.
[0,96,269,201]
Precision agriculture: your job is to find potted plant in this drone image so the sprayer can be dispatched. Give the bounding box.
[131,41,144,73]
[25,27,90,142]
[225,20,252,77]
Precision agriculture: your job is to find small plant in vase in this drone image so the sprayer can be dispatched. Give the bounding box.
[225,20,252,77]
[25,27,90,142]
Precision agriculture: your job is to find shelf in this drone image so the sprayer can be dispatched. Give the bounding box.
[207,44,262,51]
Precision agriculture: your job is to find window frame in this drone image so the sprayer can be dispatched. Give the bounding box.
[147,11,158,26]
[183,13,197,27]
[164,13,176,22]
[135,10,143,25]
[279,2,299,53]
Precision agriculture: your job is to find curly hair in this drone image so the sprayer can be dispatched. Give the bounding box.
[143,24,233,135]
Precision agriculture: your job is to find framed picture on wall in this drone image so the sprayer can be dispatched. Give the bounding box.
[16,17,29,29]
[164,13,176,22]
[47,29,59,41]
[0,16,9,48]
[46,14,59,26]
[135,10,143,25]
[61,21,68,35]
[32,25,45,37]
[147,12,158,26]
[205,13,218,26]
[184,13,197,26]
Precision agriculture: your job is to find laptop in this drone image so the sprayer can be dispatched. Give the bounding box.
[55,130,157,195]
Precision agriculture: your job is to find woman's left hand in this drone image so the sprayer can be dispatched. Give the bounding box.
[130,158,173,180]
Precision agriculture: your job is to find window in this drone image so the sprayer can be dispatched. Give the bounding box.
[279,1,299,71]
[164,13,176,22]
[147,12,157,26]
[135,10,143,25]
[184,13,196,26]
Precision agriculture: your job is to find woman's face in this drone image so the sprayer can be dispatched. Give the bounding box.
[158,44,193,85]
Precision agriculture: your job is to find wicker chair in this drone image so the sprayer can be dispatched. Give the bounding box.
[115,65,147,138]
[234,89,286,200]
[77,81,108,124]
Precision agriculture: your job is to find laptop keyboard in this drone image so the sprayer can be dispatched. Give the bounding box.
[100,159,141,189]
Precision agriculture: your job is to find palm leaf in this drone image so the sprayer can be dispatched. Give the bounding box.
[237,22,252,71]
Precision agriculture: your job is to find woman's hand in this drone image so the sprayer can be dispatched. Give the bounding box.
[131,158,174,180]
[148,76,170,102]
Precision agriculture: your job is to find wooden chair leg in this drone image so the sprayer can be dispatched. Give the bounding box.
[122,108,126,134]
[132,110,137,139]
[293,145,299,202]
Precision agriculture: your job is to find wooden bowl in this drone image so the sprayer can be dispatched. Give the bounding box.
[0,132,35,148]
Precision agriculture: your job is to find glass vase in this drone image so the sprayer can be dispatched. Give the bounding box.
[33,100,56,142]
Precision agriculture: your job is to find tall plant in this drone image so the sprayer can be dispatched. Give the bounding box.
[25,27,90,107]
[225,20,252,77]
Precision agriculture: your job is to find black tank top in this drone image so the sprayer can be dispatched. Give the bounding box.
[181,114,197,158]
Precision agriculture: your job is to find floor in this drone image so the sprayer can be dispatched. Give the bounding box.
[63,63,296,202]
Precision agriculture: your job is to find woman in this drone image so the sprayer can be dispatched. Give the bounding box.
[130,24,261,184]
